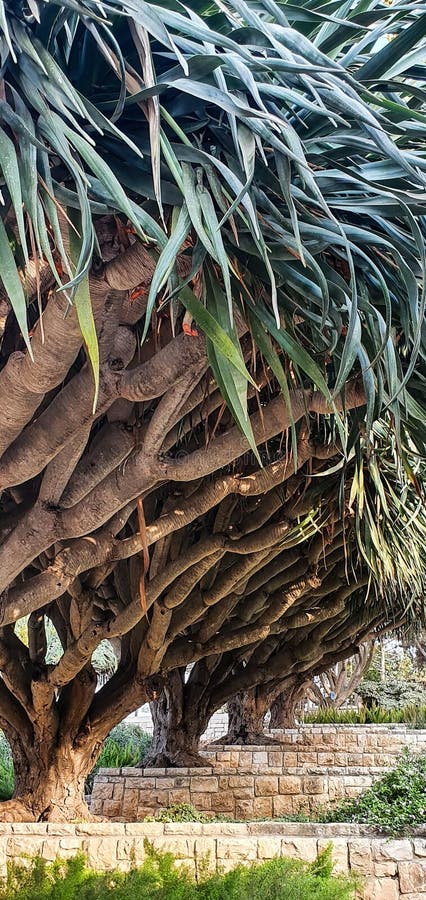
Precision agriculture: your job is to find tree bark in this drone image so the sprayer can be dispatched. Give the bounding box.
[2,731,101,822]
[269,681,308,729]
[220,690,278,745]
[142,671,208,767]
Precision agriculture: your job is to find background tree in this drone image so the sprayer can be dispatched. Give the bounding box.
[0,0,425,819]
[303,643,375,711]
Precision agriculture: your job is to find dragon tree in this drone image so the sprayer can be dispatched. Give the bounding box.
[0,0,425,820]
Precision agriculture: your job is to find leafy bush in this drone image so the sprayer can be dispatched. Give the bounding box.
[358,680,426,710]
[304,704,426,726]
[0,761,13,803]
[0,734,13,801]
[319,750,426,836]
[0,846,356,899]
[86,725,151,793]
[144,803,214,823]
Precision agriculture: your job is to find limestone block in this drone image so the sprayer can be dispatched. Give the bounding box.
[281,838,317,861]
[413,839,426,857]
[116,838,137,861]
[47,824,78,835]
[216,751,231,762]
[87,799,102,815]
[191,792,211,810]
[374,862,398,877]
[78,823,126,835]
[372,840,413,862]
[398,861,426,894]
[136,806,154,819]
[86,838,120,869]
[92,783,113,800]
[348,754,364,766]
[254,776,278,797]
[253,752,268,765]
[273,795,294,816]
[328,776,345,801]
[228,775,254,788]
[317,752,336,767]
[257,836,281,858]
[361,876,399,899]
[168,789,191,805]
[279,775,301,795]
[113,782,124,799]
[216,838,257,860]
[151,790,171,806]
[302,776,325,795]
[125,823,164,835]
[153,777,178,790]
[283,752,298,767]
[190,776,218,793]
[102,800,123,818]
[297,751,318,765]
[253,797,273,818]
[362,754,375,767]
[268,752,284,767]
[126,777,155,789]
[152,836,195,858]
[334,752,350,766]
[122,789,138,817]
[165,768,189,776]
[163,823,202,835]
[235,799,255,818]
[317,838,349,875]
[237,752,253,768]
[211,791,236,814]
[349,839,374,874]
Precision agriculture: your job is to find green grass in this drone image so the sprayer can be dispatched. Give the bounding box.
[0,845,357,899]
[303,704,426,726]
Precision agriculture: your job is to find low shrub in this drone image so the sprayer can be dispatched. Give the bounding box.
[0,845,357,899]
[358,679,426,710]
[304,704,426,726]
[316,750,426,835]
[144,803,215,823]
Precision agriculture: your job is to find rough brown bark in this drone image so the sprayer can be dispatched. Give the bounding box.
[221,690,279,745]
[4,731,99,822]
[269,680,309,729]
[143,671,208,767]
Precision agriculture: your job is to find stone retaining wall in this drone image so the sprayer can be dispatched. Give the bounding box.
[92,726,426,820]
[207,724,426,769]
[2,822,425,898]
[92,763,376,819]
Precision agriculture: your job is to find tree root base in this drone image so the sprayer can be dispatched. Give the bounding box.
[0,797,99,823]
[141,750,207,768]
[210,732,282,746]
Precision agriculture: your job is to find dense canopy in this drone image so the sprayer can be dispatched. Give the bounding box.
[0,0,425,818]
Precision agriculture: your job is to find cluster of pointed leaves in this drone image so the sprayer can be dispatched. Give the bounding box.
[0,0,426,595]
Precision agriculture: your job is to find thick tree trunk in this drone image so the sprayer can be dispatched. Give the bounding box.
[2,731,100,822]
[143,671,208,767]
[220,690,278,745]
[269,681,307,729]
